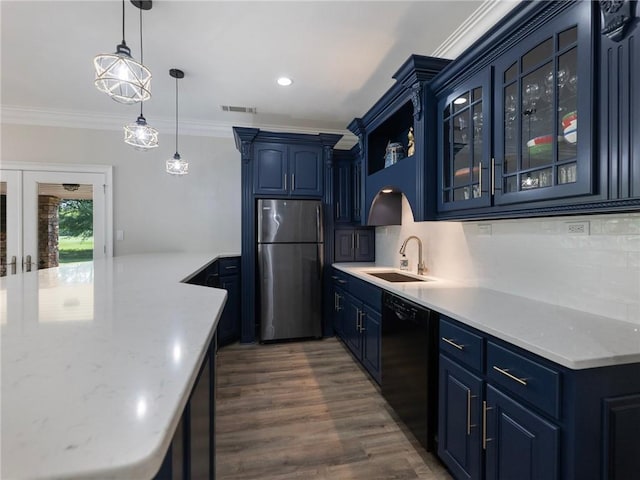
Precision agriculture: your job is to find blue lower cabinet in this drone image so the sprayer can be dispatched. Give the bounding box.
[156,336,217,480]
[199,257,241,348]
[343,292,363,357]
[485,385,559,480]
[439,316,561,480]
[217,274,240,347]
[361,303,381,383]
[438,355,483,480]
[185,257,241,348]
[438,316,640,480]
[331,272,381,384]
[333,286,346,338]
[602,394,640,480]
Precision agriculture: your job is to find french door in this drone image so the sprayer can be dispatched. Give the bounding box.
[1,165,112,276]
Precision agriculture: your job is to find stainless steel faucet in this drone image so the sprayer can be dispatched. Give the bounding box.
[399,236,426,275]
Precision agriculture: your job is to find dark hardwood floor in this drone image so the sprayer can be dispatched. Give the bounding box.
[216,337,452,479]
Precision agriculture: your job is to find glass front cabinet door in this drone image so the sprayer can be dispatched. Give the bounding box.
[438,71,492,212]
[493,3,593,206]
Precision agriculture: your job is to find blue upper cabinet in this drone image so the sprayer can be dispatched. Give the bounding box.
[333,147,364,224]
[253,143,287,195]
[432,1,619,219]
[492,5,593,206]
[438,70,492,212]
[334,158,352,223]
[289,145,323,197]
[347,56,451,224]
[253,142,323,197]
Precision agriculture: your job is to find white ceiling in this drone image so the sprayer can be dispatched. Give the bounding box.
[1,0,519,147]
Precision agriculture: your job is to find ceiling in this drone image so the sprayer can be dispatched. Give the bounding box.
[1,1,519,147]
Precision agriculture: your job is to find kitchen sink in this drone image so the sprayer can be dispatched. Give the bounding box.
[366,271,430,282]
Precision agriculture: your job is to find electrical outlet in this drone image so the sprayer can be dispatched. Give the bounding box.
[565,221,590,235]
[478,224,492,236]
[116,230,125,241]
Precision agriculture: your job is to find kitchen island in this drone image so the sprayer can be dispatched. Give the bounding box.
[1,254,230,479]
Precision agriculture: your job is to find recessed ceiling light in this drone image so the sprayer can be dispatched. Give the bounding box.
[277,77,293,87]
[381,188,393,194]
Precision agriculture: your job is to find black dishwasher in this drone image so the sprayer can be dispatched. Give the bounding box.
[381,291,439,452]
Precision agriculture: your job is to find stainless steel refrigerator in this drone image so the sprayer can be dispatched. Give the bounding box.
[257,199,323,341]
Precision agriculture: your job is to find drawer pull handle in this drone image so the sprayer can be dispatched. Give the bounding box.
[467,390,471,435]
[482,400,493,450]
[337,279,347,285]
[493,366,527,386]
[442,337,464,350]
[224,265,237,270]
[331,275,339,280]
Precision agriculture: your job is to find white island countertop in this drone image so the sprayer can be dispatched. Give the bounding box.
[1,253,233,480]
[334,263,640,370]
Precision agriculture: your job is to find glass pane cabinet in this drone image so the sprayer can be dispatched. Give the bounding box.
[436,2,594,216]
[438,72,492,211]
[493,4,592,205]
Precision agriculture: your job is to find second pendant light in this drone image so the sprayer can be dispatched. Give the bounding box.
[124,2,158,150]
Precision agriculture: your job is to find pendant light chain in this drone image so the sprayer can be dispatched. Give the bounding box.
[121,0,126,45]
[175,74,179,154]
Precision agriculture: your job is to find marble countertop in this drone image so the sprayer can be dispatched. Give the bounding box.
[333,263,640,370]
[1,253,232,480]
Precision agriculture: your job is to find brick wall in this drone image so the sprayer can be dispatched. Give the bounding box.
[39,195,59,269]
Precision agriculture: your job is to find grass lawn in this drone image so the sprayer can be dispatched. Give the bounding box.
[59,236,93,263]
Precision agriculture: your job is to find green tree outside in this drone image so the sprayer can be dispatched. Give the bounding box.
[58,200,93,263]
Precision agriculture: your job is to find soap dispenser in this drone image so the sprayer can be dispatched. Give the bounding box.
[399,254,409,271]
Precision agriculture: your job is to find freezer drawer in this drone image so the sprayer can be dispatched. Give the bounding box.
[258,243,323,341]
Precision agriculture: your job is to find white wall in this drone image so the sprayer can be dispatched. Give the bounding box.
[1,124,241,256]
[376,196,640,324]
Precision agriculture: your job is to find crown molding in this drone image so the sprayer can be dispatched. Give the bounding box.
[431,0,521,59]
[0,105,357,150]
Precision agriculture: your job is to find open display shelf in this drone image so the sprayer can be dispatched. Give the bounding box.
[367,101,414,175]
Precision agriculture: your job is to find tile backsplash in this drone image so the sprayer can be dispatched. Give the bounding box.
[375,197,640,324]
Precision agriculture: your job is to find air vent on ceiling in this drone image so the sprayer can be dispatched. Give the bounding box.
[221,105,257,114]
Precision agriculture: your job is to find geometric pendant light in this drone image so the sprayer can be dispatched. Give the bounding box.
[166,68,189,175]
[94,0,152,104]
[124,3,158,149]
[124,113,159,150]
